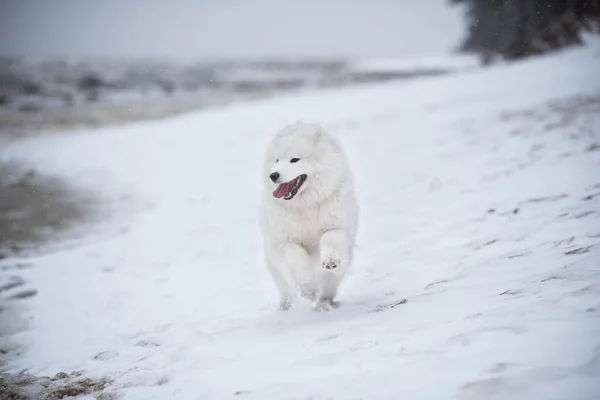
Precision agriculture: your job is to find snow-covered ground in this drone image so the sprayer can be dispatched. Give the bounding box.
[1,39,600,399]
[348,52,479,74]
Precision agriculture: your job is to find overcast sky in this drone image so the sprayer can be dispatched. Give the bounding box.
[0,0,466,62]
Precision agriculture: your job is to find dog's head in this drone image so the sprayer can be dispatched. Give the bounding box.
[263,122,347,205]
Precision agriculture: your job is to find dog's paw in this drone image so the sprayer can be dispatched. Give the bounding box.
[314,297,340,312]
[279,295,292,311]
[322,257,340,270]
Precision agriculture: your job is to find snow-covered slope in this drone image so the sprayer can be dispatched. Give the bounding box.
[348,52,479,74]
[1,41,600,399]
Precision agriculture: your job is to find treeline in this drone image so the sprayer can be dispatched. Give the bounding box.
[451,0,600,62]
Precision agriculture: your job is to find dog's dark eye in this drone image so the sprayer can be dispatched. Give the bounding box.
[290,158,300,163]
[275,159,279,163]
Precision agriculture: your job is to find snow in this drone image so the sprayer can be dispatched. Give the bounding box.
[1,40,600,399]
[348,53,480,74]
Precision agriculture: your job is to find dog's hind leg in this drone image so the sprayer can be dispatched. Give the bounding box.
[278,242,317,303]
[266,260,293,310]
[315,269,342,311]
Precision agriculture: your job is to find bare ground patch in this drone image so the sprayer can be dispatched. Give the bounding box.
[0,163,95,260]
[1,371,113,400]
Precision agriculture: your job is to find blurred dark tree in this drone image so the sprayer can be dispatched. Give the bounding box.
[451,0,600,63]
[77,73,104,91]
[21,81,43,95]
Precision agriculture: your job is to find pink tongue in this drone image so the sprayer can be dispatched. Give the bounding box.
[273,182,292,199]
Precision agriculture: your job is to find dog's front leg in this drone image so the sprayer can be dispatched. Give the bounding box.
[278,242,317,303]
[319,229,348,271]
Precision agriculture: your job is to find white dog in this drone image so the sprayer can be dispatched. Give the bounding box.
[259,122,358,311]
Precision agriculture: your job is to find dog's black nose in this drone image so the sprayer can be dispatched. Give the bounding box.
[269,172,280,183]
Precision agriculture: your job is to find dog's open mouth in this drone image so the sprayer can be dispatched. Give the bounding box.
[273,174,307,200]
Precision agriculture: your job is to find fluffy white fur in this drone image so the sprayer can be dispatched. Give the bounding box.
[259,122,358,311]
